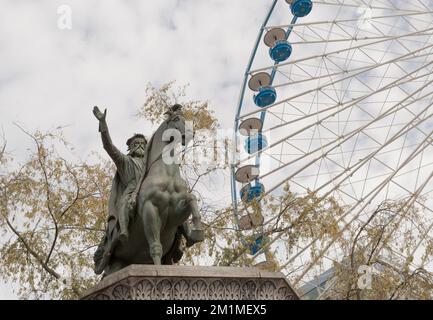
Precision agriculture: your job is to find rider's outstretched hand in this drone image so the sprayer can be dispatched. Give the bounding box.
[93,106,107,122]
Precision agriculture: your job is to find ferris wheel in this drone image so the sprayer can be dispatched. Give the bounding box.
[230,0,433,298]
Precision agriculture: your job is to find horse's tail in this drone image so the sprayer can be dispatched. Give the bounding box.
[161,228,184,264]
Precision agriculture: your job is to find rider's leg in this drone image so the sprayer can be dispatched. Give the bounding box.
[142,200,162,265]
[118,200,130,243]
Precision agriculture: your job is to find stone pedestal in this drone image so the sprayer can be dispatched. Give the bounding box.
[81,265,299,300]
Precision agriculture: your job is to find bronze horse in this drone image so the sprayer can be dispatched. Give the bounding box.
[98,106,204,275]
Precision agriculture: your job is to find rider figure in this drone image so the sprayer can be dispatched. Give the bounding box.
[92,106,148,274]
[92,105,203,275]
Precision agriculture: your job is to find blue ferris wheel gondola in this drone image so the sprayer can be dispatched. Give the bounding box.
[249,235,264,255]
[254,86,277,107]
[264,28,293,63]
[244,133,268,154]
[240,182,265,202]
[249,72,277,108]
[232,0,309,265]
[287,0,313,18]
[269,40,292,62]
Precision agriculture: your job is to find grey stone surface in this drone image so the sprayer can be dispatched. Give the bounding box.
[81,265,300,300]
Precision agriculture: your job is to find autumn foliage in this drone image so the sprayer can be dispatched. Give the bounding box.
[1,83,433,299]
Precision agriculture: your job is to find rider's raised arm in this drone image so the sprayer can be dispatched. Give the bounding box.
[93,106,126,167]
[99,120,126,166]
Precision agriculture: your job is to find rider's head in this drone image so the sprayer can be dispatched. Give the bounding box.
[127,134,147,158]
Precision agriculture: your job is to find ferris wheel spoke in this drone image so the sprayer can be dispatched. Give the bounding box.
[383,59,433,170]
[265,10,433,31]
[370,12,433,82]
[337,158,433,191]
[242,124,433,267]
[287,32,433,45]
[271,62,433,135]
[258,98,433,236]
[254,88,433,196]
[242,43,433,120]
[278,49,432,107]
[248,25,433,77]
[350,180,433,280]
[387,0,431,34]
[313,0,425,13]
[232,1,433,294]
[237,63,433,169]
[272,51,433,89]
[235,84,433,234]
[289,131,433,285]
[366,167,433,266]
[300,102,433,198]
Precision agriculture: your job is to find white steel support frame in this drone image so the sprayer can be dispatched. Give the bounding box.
[230,0,433,296]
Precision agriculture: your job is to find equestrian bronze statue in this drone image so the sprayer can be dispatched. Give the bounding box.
[93,104,204,276]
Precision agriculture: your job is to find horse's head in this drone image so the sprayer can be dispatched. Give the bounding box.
[164,104,189,146]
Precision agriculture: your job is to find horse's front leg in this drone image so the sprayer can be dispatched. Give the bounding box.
[142,200,162,265]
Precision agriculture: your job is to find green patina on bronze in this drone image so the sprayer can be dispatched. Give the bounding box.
[92,105,204,276]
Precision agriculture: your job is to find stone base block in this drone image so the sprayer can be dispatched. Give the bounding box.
[81,265,299,300]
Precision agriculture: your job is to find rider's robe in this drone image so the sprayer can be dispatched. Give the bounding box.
[93,123,147,275]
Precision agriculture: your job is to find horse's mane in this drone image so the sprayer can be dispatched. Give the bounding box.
[143,110,182,174]
[143,123,159,175]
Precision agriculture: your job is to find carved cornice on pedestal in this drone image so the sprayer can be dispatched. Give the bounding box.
[82,265,299,300]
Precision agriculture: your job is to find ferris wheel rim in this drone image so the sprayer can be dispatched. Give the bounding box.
[230,0,433,296]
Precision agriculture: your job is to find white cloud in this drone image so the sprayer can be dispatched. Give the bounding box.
[0,0,272,299]
[3,0,433,298]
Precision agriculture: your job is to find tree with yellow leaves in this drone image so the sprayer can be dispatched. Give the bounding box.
[1,82,433,300]
[0,82,223,299]
[0,126,112,299]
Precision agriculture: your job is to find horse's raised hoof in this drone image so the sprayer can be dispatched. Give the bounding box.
[186,229,205,246]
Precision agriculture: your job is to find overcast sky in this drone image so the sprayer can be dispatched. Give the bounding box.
[3,0,432,299]
[0,0,278,299]
[0,0,273,157]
